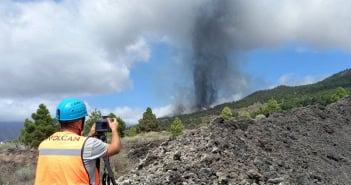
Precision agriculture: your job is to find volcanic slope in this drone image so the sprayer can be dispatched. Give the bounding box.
[117,97,351,185]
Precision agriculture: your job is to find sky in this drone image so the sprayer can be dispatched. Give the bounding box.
[1,0,351,125]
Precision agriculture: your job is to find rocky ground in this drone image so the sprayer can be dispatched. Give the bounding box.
[0,146,37,184]
[117,97,351,185]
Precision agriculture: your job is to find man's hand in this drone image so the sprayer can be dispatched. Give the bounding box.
[107,118,119,132]
[106,117,121,156]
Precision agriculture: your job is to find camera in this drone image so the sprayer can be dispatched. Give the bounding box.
[95,116,111,133]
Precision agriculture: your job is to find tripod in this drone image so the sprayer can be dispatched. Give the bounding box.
[96,133,118,185]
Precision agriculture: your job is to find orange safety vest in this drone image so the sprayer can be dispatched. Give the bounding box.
[34,131,100,185]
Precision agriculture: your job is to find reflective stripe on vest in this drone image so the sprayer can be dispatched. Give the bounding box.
[39,148,81,156]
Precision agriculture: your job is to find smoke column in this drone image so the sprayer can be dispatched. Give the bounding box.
[192,0,233,109]
[178,0,349,113]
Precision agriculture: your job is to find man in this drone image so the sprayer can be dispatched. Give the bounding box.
[34,98,121,185]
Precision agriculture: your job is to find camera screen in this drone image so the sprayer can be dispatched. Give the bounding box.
[96,122,108,130]
[95,116,111,133]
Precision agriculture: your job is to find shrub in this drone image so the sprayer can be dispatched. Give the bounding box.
[255,114,266,120]
[331,87,349,102]
[170,117,184,137]
[126,127,137,137]
[240,111,252,119]
[221,106,233,120]
[15,166,35,182]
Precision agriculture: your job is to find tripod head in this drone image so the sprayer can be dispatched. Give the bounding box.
[95,132,107,142]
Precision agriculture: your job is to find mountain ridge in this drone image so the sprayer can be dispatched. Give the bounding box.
[160,68,351,129]
[0,121,23,142]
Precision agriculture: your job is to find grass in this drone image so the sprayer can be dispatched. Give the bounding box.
[123,131,171,142]
[0,141,17,150]
[15,166,35,183]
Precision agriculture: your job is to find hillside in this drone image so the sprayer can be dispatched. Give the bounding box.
[117,96,351,185]
[0,122,23,142]
[160,68,351,129]
[220,68,351,110]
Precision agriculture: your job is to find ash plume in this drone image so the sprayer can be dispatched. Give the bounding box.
[191,0,247,110]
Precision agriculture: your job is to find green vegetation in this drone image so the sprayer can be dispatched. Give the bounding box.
[170,117,184,137]
[240,111,252,119]
[221,106,233,120]
[15,166,35,182]
[159,69,351,128]
[125,126,137,137]
[255,98,281,116]
[0,141,17,150]
[0,142,36,185]
[138,107,160,133]
[332,87,349,102]
[255,114,266,120]
[0,163,36,185]
[18,104,59,148]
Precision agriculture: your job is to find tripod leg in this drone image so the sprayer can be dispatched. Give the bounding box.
[102,173,107,185]
[103,156,118,185]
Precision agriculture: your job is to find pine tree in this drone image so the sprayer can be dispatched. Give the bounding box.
[170,117,184,137]
[19,104,58,148]
[138,107,160,132]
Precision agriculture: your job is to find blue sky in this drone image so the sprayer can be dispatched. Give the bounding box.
[245,44,351,88]
[1,0,351,125]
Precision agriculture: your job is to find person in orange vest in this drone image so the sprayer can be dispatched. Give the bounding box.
[34,98,121,185]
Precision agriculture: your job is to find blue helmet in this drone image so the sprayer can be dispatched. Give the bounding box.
[56,98,88,121]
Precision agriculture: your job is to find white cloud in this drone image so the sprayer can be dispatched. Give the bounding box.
[272,73,327,88]
[98,104,173,126]
[0,0,134,98]
[125,38,151,63]
[0,0,204,122]
[0,98,59,121]
[0,0,206,99]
